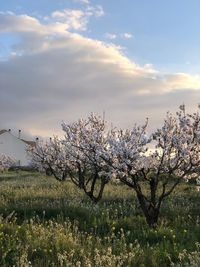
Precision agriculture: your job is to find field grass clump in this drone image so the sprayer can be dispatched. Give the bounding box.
[0,171,199,266]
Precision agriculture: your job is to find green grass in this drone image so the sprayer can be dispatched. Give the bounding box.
[0,171,199,266]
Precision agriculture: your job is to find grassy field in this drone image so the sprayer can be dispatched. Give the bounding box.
[0,171,199,266]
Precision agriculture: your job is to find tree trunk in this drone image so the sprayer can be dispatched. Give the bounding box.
[136,191,159,228]
[145,207,159,228]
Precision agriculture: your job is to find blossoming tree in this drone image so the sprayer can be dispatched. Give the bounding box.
[107,105,200,227]
[27,137,70,181]
[29,114,112,202]
[62,113,112,203]
[0,155,16,172]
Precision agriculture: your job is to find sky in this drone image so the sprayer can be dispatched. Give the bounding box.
[1,0,200,138]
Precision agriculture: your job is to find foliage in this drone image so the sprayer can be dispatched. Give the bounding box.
[61,113,112,202]
[0,155,16,172]
[27,137,69,181]
[106,104,200,226]
[0,171,199,266]
[170,242,200,267]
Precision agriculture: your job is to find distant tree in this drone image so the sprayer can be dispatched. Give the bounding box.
[0,155,16,172]
[107,105,200,227]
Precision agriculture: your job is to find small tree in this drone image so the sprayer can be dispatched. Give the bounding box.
[62,114,112,203]
[107,105,200,227]
[28,137,71,181]
[0,155,16,172]
[29,114,112,203]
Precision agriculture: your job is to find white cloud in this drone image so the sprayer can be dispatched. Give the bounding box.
[121,32,133,39]
[0,5,105,35]
[73,0,90,4]
[86,5,104,17]
[0,13,42,33]
[105,33,117,40]
[105,32,133,40]
[0,12,200,136]
[49,5,104,31]
[51,9,87,31]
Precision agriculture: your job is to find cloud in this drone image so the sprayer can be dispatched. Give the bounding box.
[48,5,104,31]
[121,32,133,39]
[73,0,90,4]
[105,32,133,40]
[105,33,117,40]
[0,12,42,33]
[51,9,88,31]
[86,5,104,17]
[0,12,200,137]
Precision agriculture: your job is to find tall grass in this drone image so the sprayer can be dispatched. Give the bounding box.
[0,171,199,266]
